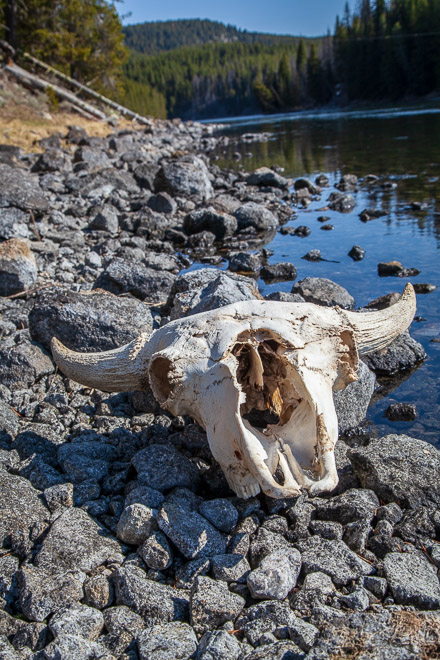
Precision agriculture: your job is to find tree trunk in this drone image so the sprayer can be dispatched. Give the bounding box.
[5,0,18,51]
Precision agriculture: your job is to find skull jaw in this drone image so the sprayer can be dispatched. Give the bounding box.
[148,333,343,500]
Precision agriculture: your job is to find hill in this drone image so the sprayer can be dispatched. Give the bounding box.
[122,19,329,120]
[123,18,310,55]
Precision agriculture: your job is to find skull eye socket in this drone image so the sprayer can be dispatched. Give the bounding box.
[149,356,173,403]
[232,334,302,430]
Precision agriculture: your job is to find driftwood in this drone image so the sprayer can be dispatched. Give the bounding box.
[4,62,109,120]
[22,52,153,126]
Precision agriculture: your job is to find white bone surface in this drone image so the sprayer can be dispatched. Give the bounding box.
[52,284,416,498]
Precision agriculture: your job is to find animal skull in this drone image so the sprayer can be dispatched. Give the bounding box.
[51,284,416,499]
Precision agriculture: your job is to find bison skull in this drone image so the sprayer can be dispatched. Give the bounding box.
[51,284,416,499]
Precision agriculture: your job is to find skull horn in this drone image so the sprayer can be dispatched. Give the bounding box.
[341,283,416,355]
[51,334,151,392]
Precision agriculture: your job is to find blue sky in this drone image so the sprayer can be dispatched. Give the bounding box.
[117,1,352,37]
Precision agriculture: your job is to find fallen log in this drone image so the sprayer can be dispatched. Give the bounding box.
[5,62,109,120]
[22,52,153,126]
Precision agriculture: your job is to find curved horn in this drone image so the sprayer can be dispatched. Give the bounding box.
[340,283,416,355]
[51,334,151,392]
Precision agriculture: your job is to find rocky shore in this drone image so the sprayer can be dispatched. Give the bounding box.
[0,115,439,659]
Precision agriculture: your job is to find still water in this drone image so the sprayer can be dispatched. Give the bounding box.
[207,104,440,445]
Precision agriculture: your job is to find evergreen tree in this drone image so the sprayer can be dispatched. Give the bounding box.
[0,0,128,97]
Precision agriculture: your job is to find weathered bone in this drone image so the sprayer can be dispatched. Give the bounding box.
[51,283,416,499]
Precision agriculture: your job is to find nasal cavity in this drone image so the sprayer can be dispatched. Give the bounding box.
[149,356,173,403]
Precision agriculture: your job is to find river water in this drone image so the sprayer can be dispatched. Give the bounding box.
[206,104,440,446]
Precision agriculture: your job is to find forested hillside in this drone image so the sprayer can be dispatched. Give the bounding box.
[123,38,332,119]
[1,2,439,121]
[122,2,440,120]
[123,19,304,55]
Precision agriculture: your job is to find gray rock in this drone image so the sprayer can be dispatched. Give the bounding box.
[83,571,114,609]
[137,622,198,660]
[147,192,178,214]
[359,207,386,222]
[291,277,355,309]
[155,155,213,200]
[290,571,336,615]
[384,551,440,608]
[247,167,289,189]
[362,331,426,375]
[113,564,189,622]
[260,262,297,282]
[0,164,48,212]
[0,400,19,439]
[336,174,358,191]
[125,485,165,510]
[44,483,74,512]
[103,605,146,636]
[333,361,376,433]
[49,602,104,640]
[0,336,54,389]
[0,239,37,296]
[0,637,22,660]
[348,245,365,261]
[0,555,19,608]
[265,291,305,303]
[88,205,119,233]
[18,565,85,621]
[348,434,440,508]
[199,499,239,533]
[0,206,31,240]
[297,536,373,586]
[302,248,320,260]
[328,192,356,213]
[158,501,226,559]
[233,202,279,231]
[294,178,321,195]
[242,641,305,659]
[384,402,418,421]
[35,507,123,574]
[307,609,440,659]
[184,207,237,239]
[229,251,261,274]
[40,633,106,660]
[249,528,291,567]
[132,444,200,492]
[211,554,251,583]
[32,147,70,173]
[168,268,261,320]
[58,440,117,484]
[287,616,319,652]
[309,520,343,541]
[236,600,297,633]
[138,530,173,570]
[190,575,245,635]
[340,586,370,611]
[196,629,242,659]
[313,488,379,525]
[94,257,176,303]
[116,504,156,545]
[247,548,302,600]
[362,575,387,600]
[0,471,49,551]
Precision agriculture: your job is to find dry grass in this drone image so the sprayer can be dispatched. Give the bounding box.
[0,68,142,152]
